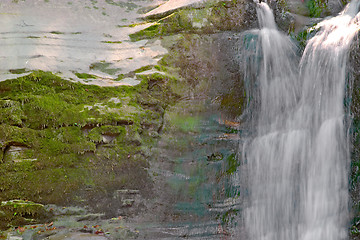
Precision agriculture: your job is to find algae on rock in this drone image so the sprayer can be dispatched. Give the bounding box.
[0,69,181,229]
[130,0,257,42]
[0,200,49,230]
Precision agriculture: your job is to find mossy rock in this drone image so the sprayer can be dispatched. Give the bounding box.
[130,0,257,41]
[0,71,145,129]
[87,125,126,143]
[0,100,25,126]
[0,200,49,230]
[0,69,180,221]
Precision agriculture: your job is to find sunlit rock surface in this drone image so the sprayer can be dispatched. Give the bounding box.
[145,0,205,16]
[0,0,167,85]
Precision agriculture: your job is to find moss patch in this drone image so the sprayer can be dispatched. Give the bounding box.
[49,31,64,35]
[89,62,120,75]
[74,72,98,79]
[129,0,257,42]
[0,200,50,230]
[101,40,122,44]
[0,70,180,227]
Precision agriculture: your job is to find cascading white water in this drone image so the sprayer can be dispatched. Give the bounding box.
[241,1,360,239]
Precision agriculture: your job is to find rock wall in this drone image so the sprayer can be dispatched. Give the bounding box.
[1,0,359,238]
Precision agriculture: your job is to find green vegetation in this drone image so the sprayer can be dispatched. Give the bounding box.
[291,26,318,53]
[166,113,200,133]
[0,70,181,229]
[89,61,120,75]
[129,0,253,41]
[0,200,50,230]
[9,69,29,74]
[293,29,309,51]
[26,36,41,39]
[74,72,97,79]
[101,40,122,44]
[134,65,153,74]
[218,209,239,225]
[306,0,328,17]
[49,31,64,35]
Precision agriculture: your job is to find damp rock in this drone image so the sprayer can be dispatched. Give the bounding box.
[0,200,50,230]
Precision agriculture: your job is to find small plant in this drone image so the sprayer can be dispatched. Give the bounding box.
[307,0,328,17]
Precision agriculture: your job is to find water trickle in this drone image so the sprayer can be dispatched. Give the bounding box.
[241,1,360,239]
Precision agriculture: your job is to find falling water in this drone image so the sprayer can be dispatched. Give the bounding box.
[242,1,360,239]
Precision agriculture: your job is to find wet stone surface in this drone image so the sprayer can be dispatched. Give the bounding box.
[1,0,359,239]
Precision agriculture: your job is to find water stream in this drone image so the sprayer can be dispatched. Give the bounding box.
[1,0,360,239]
[241,1,360,239]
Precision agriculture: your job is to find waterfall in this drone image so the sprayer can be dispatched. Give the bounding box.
[241,1,360,239]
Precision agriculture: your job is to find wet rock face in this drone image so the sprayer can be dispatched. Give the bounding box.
[0,70,180,229]
[208,0,258,32]
[278,0,348,17]
[269,0,350,35]
[142,1,259,120]
[130,0,258,41]
[159,32,247,120]
[349,41,360,121]
[348,37,360,238]
[326,0,347,15]
[0,200,50,230]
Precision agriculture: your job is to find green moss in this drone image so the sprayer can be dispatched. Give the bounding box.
[74,72,97,79]
[87,125,126,143]
[137,73,180,105]
[129,9,209,41]
[0,200,49,230]
[127,23,140,27]
[101,40,122,44]
[0,71,143,129]
[9,68,29,74]
[0,67,180,223]
[130,0,251,41]
[50,31,64,35]
[1,200,44,215]
[89,62,120,75]
[225,153,239,175]
[134,65,153,73]
[167,113,200,133]
[0,125,35,148]
[0,100,25,126]
[129,24,161,41]
[219,86,246,119]
[153,65,171,73]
